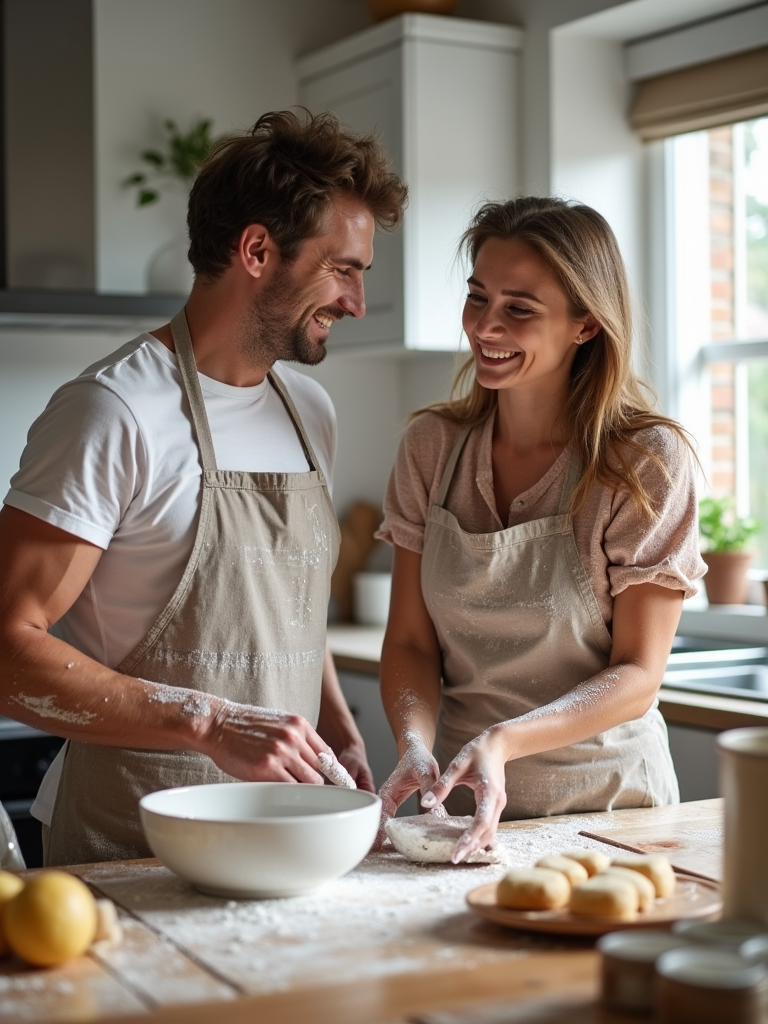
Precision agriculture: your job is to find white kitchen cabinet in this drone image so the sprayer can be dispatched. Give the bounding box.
[666,723,720,802]
[297,14,522,351]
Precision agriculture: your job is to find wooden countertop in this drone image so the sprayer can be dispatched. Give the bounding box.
[328,625,768,731]
[1,800,724,1024]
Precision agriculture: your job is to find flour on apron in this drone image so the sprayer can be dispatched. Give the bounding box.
[423,425,678,820]
[47,310,340,865]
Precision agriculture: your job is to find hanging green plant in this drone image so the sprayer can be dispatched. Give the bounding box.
[124,118,223,206]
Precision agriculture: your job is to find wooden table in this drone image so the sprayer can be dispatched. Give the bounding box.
[0,800,724,1024]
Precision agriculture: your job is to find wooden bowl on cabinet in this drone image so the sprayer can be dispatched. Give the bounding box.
[367,0,457,22]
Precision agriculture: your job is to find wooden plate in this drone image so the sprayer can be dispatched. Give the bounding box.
[466,874,722,936]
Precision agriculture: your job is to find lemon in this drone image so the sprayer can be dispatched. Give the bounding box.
[0,870,24,958]
[3,870,97,966]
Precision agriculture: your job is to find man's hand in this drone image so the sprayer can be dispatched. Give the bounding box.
[202,700,329,784]
[336,744,375,793]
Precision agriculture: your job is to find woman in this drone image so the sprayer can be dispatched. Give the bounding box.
[376,197,706,864]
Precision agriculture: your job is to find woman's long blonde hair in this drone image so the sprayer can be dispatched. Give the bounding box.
[425,197,691,518]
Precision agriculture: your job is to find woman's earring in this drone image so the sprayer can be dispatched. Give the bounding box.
[575,335,584,345]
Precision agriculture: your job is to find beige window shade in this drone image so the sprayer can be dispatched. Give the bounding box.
[630,45,768,140]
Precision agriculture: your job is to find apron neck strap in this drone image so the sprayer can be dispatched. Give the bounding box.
[170,309,218,473]
[435,421,580,518]
[435,426,472,508]
[557,452,581,515]
[267,368,322,475]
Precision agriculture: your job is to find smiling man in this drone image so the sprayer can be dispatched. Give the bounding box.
[0,110,408,865]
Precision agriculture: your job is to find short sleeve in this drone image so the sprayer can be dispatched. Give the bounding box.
[377,413,447,553]
[3,379,145,549]
[604,427,706,599]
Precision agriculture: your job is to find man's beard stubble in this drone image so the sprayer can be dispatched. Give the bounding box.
[243,261,329,368]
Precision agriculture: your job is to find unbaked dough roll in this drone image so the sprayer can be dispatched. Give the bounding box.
[611,854,676,898]
[569,875,638,921]
[535,855,588,887]
[560,848,610,877]
[497,867,570,911]
[603,866,656,912]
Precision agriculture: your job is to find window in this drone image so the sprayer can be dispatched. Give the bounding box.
[668,115,768,568]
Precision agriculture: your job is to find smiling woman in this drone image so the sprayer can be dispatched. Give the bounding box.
[375,196,707,864]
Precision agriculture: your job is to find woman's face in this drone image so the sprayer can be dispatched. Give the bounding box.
[462,236,596,396]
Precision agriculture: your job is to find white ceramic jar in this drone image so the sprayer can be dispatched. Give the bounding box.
[718,727,768,926]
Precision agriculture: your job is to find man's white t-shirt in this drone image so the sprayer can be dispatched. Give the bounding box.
[3,334,336,824]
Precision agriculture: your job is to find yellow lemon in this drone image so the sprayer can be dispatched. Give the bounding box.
[3,870,97,966]
[0,870,25,958]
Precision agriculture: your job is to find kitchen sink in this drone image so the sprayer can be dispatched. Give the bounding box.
[663,636,768,702]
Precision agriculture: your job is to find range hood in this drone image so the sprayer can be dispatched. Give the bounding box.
[0,0,184,329]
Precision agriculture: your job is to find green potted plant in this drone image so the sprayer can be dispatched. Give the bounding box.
[698,496,761,604]
[124,118,224,293]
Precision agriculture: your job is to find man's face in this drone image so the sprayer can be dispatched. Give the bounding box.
[246,193,375,367]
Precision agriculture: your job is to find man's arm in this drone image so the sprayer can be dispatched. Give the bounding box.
[316,646,375,792]
[0,505,328,783]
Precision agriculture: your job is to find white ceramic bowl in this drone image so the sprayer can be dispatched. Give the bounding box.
[139,782,381,899]
[353,572,392,625]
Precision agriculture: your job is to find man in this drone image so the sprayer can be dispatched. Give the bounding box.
[0,110,408,865]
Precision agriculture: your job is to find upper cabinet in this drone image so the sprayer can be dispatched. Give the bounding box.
[297,14,523,352]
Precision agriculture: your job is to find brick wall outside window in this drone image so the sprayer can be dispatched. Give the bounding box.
[709,126,736,497]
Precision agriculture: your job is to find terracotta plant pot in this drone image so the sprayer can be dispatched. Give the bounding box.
[701,551,753,605]
[367,0,457,22]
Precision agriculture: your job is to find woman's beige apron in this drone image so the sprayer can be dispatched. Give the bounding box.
[47,310,340,865]
[423,426,678,820]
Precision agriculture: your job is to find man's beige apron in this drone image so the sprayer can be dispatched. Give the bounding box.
[47,310,339,865]
[423,426,679,820]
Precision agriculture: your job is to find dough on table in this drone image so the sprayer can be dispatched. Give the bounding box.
[384,815,504,865]
[560,848,610,877]
[497,867,570,911]
[535,854,588,887]
[611,854,676,898]
[603,866,656,912]
[569,875,638,921]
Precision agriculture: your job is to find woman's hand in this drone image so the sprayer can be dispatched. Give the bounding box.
[375,732,441,847]
[421,726,509,863]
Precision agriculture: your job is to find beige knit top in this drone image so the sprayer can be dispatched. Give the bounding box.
[378,411,706,628]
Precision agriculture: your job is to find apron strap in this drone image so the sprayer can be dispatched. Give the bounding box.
[435,426,472,508]
[436,420,580,517]
[170,309,218,473]
[557,452,582,515]
[268,368,322,476]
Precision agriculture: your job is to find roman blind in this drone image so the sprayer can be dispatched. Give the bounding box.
[630,45,768,140]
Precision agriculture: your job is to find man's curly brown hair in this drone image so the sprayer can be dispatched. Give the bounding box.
[187,109,408,280]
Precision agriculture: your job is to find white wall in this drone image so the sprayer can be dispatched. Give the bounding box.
[93,0,371,294]
[0,328,141,495]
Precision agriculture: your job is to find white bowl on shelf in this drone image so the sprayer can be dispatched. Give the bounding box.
[353,571,392,626]
[139,782,380,899]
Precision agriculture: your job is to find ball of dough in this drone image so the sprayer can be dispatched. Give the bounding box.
[3,871,97,967]
[611,854,676,898]
[560,848,610,877]
[497,867,571,911]
[603,866,656,912]
[569,875,639,921]
[0,871,24,959]
[535,854,589,887]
